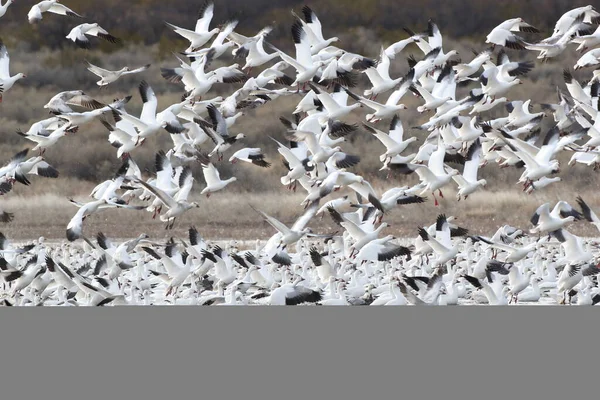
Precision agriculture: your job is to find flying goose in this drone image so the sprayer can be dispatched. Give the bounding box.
[228,148,271,168]
[28,0,82,24]
[452,139,487,201]
[200,159,237,197]
[0,0,14,19]
[204,104,246,160]
[66,23,121,49]
[164,1,220,52]
[251,201,318,248]
[85,61,151,86]
[0,39,26,103]
[43,91,103,114]
[133,173,200,230]
[485,17,539,49]
[363,115,417,163]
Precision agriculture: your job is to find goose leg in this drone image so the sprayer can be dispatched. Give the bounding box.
[438,189,444,199]
[433,193,439,207]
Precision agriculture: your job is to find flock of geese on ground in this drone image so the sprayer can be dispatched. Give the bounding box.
[2,2,600,305]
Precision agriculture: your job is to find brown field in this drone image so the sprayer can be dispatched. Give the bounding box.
[3,183,600,242]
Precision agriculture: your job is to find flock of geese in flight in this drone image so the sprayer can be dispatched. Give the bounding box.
[2,1,600,305]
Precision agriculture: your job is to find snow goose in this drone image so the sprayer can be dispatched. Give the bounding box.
[384,32,421,59]
[485,17,539,49]
[562,71,593,110]
[516,276,542,303]
[144,242,193,297]
[550,229,593,267]
[364,189,426,222]
[556,261,600,304]
[236,33,279,72]
[182,20,238,60]
[293,6,340,55]
[505,100,544,128]
[399,268,445,305]
[410,77,454,114]
[572,25,600,52]
[204,104,246,160]
[0,39,26,103]
[499,126,561,189]
[551,5,600,39]
[229,148,271,168]
[251,201,318,248]
[355,236,411,263]
[133,174,200,229]
[471,236,537,264]
[529,202,579,235]
[66,198,145,241]
[111,86,181,144]
[453,47,493,81]
[462,274,509,305]
[327,207,389,257]
[85,61,150,87]
[344,70,412,122]
[362,48,413,100]
[200,158,237,197]
[10,156,59,185]
[28,1,82,24]
[269,272,321,305]
[320,281,350,305]
[507,268,534,303]
[43,91,103,114]
[574,48,600,70]
[0,0,14,19]
[56,95,131,129]
[100,119,141,159]
[271,21,327,89]
[164,1,219,52]
[272,138,312,189]
[380,279,408,306]
[401,142,460,206]
[418,215,458,266]
[66,23,121,49]
[17,122,76,155]
[306,83,361,121]
[452,139,487,201]
[285,118,342,166]
[523,28,577,61]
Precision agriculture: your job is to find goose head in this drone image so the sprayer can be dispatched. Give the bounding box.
[235,133,246,140]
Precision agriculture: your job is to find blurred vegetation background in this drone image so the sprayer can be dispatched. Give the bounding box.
[0,0,599,239]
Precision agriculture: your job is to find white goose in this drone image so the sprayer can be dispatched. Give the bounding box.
[133,173,200,229]
[28,0,82,24]
[66,23,121,49]
[485,17,539,49]
[85,61,150,87]
[200,160,237,197]
[0,0,14,19]
[164,1,219,52]
[344,73,412,123]
[362,116,417,163]
[271,21,326,89]
[529,201,581,234]
[0,39,26,103]
[251,201,318,248]
[452,139,487,201]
